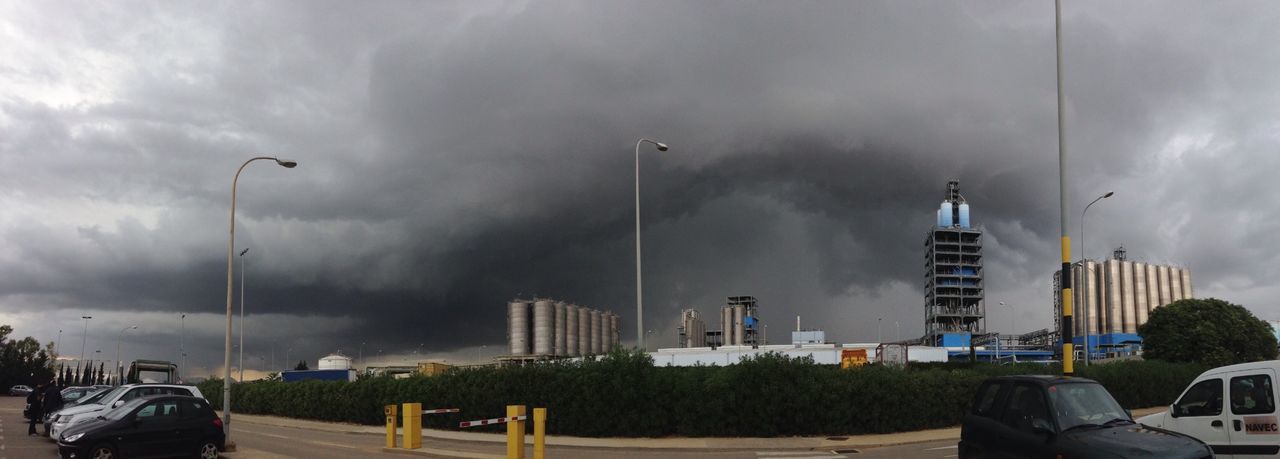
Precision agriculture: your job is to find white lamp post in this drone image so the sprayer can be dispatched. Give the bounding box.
[223,156,296,449]
[1081,190,1114,366]
[238,247,249,385]
[634,138,669,351]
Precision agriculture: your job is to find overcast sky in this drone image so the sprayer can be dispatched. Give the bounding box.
[3,0,1279,377]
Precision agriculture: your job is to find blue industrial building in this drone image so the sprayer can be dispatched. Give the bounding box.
[925,181,985,347]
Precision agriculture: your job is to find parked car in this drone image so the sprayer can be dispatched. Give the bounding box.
[60,386,103,404]
[1137,360,1280,457]
[10,384,33,396]
[45,386,117,435]
[49,383,204,439]
[959,375,1212,458]
[57,395,223,459]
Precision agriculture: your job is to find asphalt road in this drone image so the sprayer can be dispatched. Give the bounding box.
[1,396,958,459]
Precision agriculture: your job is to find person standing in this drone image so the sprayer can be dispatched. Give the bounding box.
[26,382,43,436]
[42,380,64,432]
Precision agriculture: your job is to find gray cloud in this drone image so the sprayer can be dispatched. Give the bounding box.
[3,0,1279,372]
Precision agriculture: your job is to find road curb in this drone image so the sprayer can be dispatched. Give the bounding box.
[380,446,505,459]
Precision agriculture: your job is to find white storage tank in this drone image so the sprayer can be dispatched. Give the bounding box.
[554,301,567,356]
[598,311,610,353]
[565,304,580,357]
[533,299,554,355]
[590,309,603,355]
[319,353,352,370]
[509,300,531,355]
[578,307,591,355]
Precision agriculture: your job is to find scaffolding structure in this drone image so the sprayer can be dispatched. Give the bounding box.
[924,181,985,345]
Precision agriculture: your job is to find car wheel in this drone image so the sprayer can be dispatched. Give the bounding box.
[196,439,219,459]
[90,444,117,459]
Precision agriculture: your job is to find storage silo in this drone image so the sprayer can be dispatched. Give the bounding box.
[609,314,619,350]
[577,307,591,355]
[938,201,953,227]
[590,309,603,355]
[722,306,733,346]
[554,301,567,356]
[565,304,580,357]
[598,311,610,353]
[958,203,971,228]
[1181,268,1193,298]
[733,305,745,346]
[533,299,554,355]
[1169,268,1184,303]
[509,300,531,355]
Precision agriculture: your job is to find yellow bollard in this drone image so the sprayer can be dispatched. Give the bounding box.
[533,408,546,459]
[506,405,526,459]
[403,402,422,449]
[384,405,398,448]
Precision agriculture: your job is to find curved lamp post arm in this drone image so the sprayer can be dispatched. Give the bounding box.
[633,138,668,352]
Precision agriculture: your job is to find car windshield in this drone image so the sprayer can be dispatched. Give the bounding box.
[104,397,151,420]
[82,386,127,405]
[1049,382,1130,431]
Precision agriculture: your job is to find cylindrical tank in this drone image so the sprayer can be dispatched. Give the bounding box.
[565,304,580,357]
[722,307,733,346]
[606,314,616,350]
[1133,263,1150,327]
[938,201,953,227]
[598,311,610,353]
[1157,265,1172,306]
[578,307,591,355]
[1120,261,1136,334]
[733,306,745,346]
[958,203,970,228]
[509,300,530,355]
[533,299,554,355]
[1181,268,1193,298]
[319,354,351,370]
[589,310,603,355]
[553,301,567,356]
[1169,268,1184,303]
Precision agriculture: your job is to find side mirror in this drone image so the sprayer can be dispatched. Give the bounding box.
[112,400,124,408]
[1031,418,1056,437]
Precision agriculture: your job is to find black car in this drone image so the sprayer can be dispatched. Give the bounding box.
[56,395,223,459]
[959,375,1212,458]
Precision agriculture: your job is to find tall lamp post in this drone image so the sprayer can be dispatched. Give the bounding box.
[634,138,669,352]
[223,156,296,448]
[1054,0,1076,377]
[238,247,249,385]
[79,316,92,365]
[116,325,137,385]
[179,314,186,383]
[1080,190,1114,366]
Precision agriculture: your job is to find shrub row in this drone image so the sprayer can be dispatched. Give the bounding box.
[198,351,1207,437]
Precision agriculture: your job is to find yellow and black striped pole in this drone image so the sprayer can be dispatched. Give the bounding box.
[1055,0,1074,377]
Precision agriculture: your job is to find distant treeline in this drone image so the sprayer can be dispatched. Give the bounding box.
[199,351,1204,437]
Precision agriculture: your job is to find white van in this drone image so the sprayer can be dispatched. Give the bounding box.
[1137,360,1280,458]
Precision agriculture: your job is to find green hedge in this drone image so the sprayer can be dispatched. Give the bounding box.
[198,351,1207,437]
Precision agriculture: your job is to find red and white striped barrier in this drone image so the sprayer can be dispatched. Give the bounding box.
[421,408,461,414]
[459,415,527,428]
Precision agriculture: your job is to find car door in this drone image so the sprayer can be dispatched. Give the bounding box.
[1226,369,1280,458]
[963,381,1009,456]
[997,383,1057,458]
[1164,377,1231,457]
[115,400,174,458]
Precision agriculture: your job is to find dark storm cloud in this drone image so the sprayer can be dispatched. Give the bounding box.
[3,0,1280,369]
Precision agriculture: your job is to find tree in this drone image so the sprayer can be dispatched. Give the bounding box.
[1139,298,1278,367]
[294,360,309,371]
[0,324,56,389]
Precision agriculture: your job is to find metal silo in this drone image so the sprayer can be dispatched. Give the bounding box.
[1181,268,1193,298]
[598,311,610,353]
[1133,263,1150,327]
[1120,260,1136,334]
[565,304,580,357]
[533,299,554,355]
[578,307,591,355]
[733,305,745,346]
[609,313,619,350]
[509,300,531,355]
[1169,268,1184,302]
[590,309,602,355]
[722,306,733,346]
[554,301,567,356]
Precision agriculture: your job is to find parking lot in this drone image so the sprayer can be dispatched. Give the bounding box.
[0,395,59,458]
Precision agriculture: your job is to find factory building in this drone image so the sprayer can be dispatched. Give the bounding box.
[1053,247,1193,357]
[503,298,619,363]
[677,309,707,348]
[924,180,985,347]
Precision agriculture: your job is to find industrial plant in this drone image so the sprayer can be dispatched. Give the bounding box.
[500,298,620,364]
[1054,247,1193,358]
[677,296,763,348]
[924,180,986,347]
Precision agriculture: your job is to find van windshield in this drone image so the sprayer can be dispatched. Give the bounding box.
[1049,382,1130,431]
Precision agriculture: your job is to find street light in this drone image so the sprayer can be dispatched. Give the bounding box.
[79,316,92,365]
[1080,190,1114,366]
[877,318,882,343]
[223,156,296,448]
[56,329,62,356]
[238,247,249,385]
[179,314,186,383]
[116,325,137,385]
[634,138,670,352]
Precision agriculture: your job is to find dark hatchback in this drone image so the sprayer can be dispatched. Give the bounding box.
[56,395,223,459]
[959,375,1212,459]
